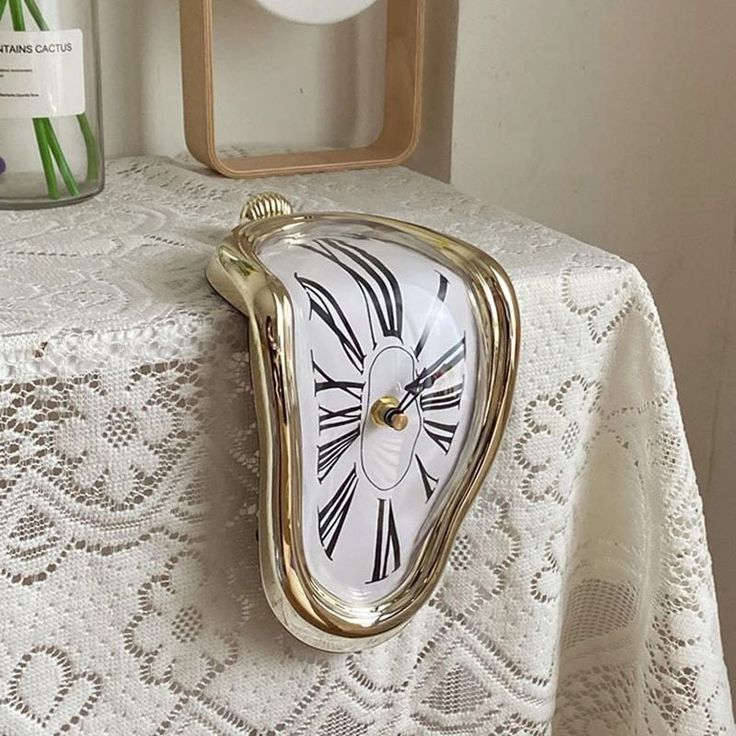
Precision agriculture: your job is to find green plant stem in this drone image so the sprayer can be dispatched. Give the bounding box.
[32,119,60,199]
[43,120,80,196]
[76,113,100,181]
[8,0,59,199]
[8,0,24,28]
[24,0,84,190]
[21,0,45,28]
[24,0,100,184]
[0,0,9,23]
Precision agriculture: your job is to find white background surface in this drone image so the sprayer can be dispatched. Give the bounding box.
[1,158,731,732]
[96,0,736,700]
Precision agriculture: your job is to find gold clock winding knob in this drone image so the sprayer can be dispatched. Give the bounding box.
[370,396,408,432]
[240,192,294,224]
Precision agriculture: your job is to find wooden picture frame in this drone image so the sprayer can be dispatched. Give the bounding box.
[179,0,425,179]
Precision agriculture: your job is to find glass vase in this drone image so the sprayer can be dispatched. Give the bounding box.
[0,0,103,209]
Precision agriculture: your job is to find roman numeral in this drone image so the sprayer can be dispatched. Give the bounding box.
[312,356,364,401]
[415,455,439,500]
[423,420,458,455]
[318,466,359,558]
[368,498,401,583]
[319,403,362,432]
[420,381,463,412]
[415,272,449,358]
[297,274,365,371]
[317,427,360,482]
[303,238,404,343]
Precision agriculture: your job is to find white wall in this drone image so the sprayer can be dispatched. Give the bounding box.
[710,237,736,698]
[451,0,736,695]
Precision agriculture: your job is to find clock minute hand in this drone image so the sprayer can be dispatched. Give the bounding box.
[393,337,467,415]
[405,337,466,394]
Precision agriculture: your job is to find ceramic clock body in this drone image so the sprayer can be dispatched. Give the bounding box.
[207,195,519,651]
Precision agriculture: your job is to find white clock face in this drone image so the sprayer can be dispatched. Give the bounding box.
[259,221,478,605]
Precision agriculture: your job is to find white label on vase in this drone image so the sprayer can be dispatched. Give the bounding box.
[0,30,85,119]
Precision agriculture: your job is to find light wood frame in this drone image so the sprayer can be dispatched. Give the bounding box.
[179,0,425,179]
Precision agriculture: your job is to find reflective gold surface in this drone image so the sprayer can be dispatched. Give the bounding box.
[206,198,520,651]
[240,192,294,224]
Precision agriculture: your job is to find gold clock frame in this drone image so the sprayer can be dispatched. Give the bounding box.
[207,201,520,651]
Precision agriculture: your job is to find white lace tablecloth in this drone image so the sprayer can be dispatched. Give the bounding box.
[0,157,732,735]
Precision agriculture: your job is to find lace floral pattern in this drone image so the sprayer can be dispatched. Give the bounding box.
[0,158,732,734]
